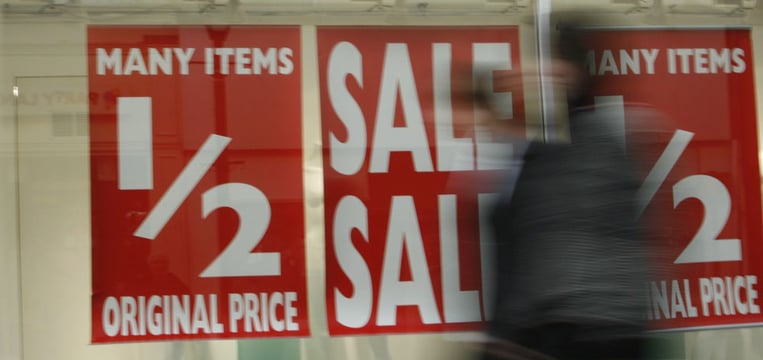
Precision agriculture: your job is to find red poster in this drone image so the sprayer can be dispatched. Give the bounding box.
[318,27,524,335]
[88,26,309,343]
[587,28,762,331]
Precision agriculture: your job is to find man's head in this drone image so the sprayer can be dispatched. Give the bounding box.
[552,14,598,108]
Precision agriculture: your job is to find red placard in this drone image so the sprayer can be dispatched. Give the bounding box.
[88,26,309,343]
[318,27,524,335]
[587,28,762,331]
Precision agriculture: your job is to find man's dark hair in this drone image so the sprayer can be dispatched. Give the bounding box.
[553,14,599,108]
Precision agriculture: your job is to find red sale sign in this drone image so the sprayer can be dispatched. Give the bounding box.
[318,27,524,335]
[587,28,762,331]
[88,26,309,343]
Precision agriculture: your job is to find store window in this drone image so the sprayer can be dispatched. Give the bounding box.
[1,1,762,359]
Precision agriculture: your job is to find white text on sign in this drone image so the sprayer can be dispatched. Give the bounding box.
[586,48,746,75]
[327,40,515,328]
[96,47,294,75]
[328,41,513,175]
[101,292,300,337]
[647,276,760,320]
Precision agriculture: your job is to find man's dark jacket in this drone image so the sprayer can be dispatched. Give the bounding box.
[487,111,650,344]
